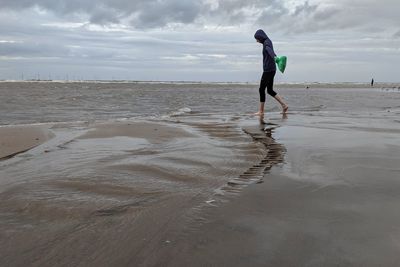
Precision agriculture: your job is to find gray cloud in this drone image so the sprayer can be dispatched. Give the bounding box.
[0,0,337,31]
[131,1,202,28]
[0,0,203,28]
[1,0,400,82]
[1,0,399,34]
[0,41,69,57]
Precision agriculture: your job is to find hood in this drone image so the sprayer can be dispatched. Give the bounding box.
[254,29,269,43]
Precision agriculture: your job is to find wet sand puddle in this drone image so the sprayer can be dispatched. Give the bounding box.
[0,114,286,266]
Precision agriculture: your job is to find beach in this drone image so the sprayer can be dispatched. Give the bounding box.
[0,125,54,160]
[1,82,400,266]
[159,115,400,267]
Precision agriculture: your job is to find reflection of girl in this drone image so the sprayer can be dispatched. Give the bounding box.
[254,29,288,116]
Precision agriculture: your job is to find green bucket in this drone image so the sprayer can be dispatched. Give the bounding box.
[275,56,287,73]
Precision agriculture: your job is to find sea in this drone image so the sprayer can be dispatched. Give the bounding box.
[1,81,399,126]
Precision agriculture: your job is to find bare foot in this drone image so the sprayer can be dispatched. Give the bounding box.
[253,111,264,116]
[282,105,288,114]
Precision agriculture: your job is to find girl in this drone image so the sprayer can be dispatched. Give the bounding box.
[254,29,288,115]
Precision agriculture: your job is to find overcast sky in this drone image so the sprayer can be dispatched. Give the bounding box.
[0,0,399,82]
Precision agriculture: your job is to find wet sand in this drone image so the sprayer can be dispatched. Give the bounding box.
[0,125,54,160]
[149,116,400,267]
[1,86,400,266]
[0,118,267,266]
[2,114,400,266]
[78,121,196,143]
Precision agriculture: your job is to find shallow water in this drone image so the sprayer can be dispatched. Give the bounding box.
[1,82,400,126]
[1,82,399,222]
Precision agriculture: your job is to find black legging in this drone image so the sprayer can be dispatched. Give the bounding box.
[259,71,277,102]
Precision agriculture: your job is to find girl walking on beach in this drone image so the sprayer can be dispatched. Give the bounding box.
[254,29,288,116]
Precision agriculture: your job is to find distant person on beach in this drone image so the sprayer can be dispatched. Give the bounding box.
[371,78,374,87]
[254,29,288,116]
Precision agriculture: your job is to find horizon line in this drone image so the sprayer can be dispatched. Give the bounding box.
[1,79,399,85]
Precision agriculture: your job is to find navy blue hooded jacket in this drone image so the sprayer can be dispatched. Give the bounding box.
[254,29,276,72]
